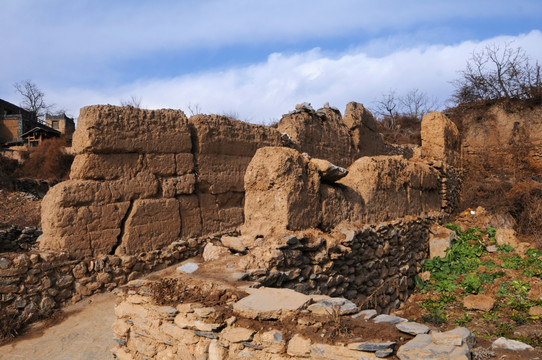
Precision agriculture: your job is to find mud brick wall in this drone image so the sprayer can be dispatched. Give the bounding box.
[243,146,443,235]
[39,104,393,259]
[39,104,460,259]
[40,106,283,258]
[246,216,438,314]
[0,237,205,336]
[278,102,388,168]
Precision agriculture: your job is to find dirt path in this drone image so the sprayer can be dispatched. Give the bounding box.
[0,292,116,360]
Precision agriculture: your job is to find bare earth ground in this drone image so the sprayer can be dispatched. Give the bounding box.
[0,189,41,228]
[0,292,116,360]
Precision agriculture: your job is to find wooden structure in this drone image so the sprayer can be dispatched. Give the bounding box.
[21,126,61,147]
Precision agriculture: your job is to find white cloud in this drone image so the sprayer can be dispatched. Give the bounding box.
[1,0,541,85]
[48,30,542,123]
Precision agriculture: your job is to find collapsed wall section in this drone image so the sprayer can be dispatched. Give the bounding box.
[277,102,388,168]
[243,147,442,235]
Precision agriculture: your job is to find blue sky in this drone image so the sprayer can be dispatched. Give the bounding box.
[1,0,541,123]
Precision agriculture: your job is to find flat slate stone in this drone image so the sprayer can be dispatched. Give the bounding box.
[311,344,380,359]
[375,349,393,358]
[308,298,359,316]
[396,322,430,335]
[348,341,396,352]
[492,337,534,351]
[372,314,406,324]
[194,331,218,339]
[233,287,311,320]
[352,309,377,320]
[177,262,199,274]
[221,327,255,343]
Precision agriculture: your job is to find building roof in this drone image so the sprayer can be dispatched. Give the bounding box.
[21,126,61,138]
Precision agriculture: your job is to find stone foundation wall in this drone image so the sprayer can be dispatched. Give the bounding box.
[0,236,205,336]
[0,225,41,252]
[243,215,439,314]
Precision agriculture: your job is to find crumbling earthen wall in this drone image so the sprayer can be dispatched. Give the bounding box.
[40,104,460,259]
[243,147,443,235]
[40,106,283,258]
[39,103,401,258]
[277,102,389,168]
[457,103,542,174]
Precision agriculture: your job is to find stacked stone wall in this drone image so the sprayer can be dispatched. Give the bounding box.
[0,225,41,252]
[0,237,205,337]
[245,215,439,314]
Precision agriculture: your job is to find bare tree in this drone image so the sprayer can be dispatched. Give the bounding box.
[452,42,541,104]
[13,80,53,122]
[186,102,202,116]
[120,95,142,108]
[373,89,399,129]
[399,89,439,119]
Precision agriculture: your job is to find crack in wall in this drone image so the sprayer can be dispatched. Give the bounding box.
[110,200,134,255]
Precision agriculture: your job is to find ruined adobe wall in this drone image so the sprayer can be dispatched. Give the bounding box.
[278,102,392,168]
[39,103,396,258]
[456,103,542,175]
[243,147,443,235]
[40,106,283,258]
[418,111,463,213]
[39,104,461,259]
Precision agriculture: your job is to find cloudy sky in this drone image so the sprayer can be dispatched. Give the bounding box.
[1,1,541,123]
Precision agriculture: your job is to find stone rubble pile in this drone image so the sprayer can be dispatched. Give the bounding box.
[112,278,482,360]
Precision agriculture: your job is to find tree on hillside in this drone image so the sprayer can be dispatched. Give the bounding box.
[452,42,541,104]
[399,89,439,119]
[373,89,399,129]
[373,88,438,130]
[13,80,53,123]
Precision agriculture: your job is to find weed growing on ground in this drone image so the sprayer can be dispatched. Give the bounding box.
[415,224,542,344]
